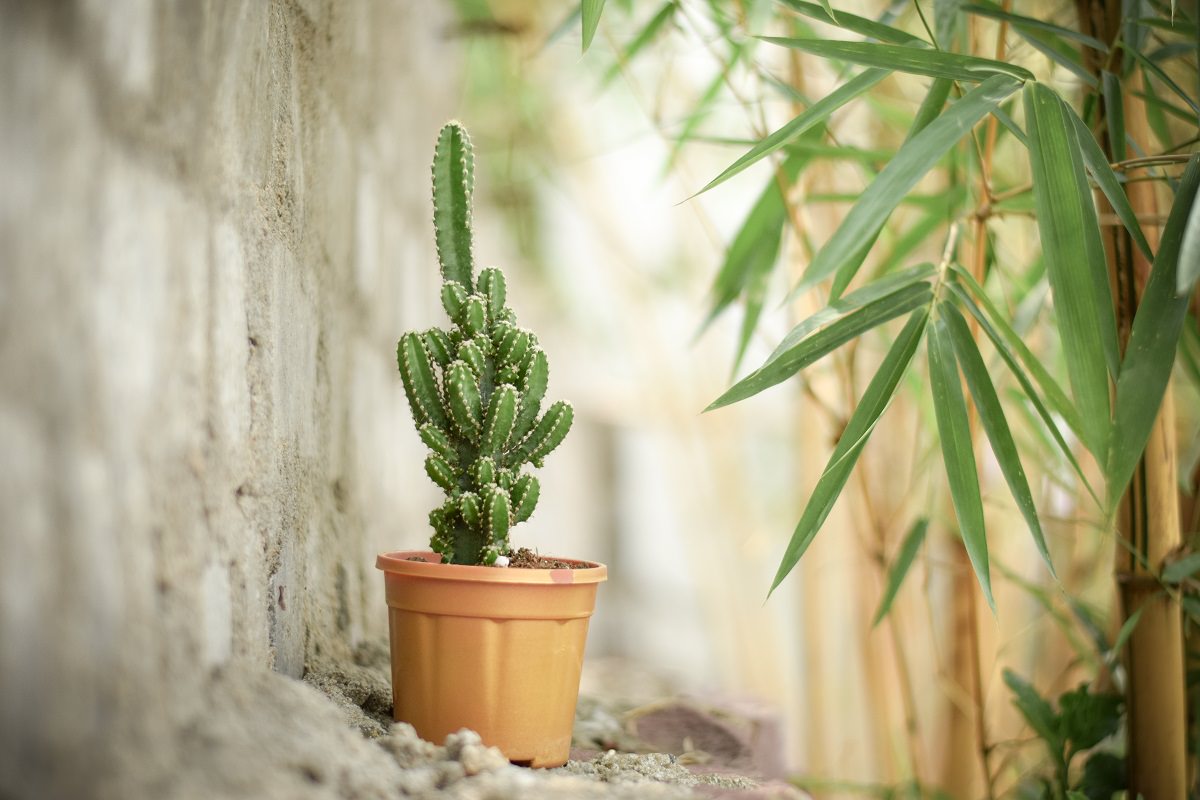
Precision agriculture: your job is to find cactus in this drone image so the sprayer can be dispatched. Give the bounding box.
[397,122,573,565]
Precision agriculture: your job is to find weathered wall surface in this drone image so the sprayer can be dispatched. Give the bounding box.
[0,1,456,796]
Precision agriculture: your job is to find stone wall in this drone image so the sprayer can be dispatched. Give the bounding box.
[0,1,458,796]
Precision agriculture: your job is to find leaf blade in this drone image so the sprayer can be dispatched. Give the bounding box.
[1024,82,1117,459]
[695,68,889,196]
[707,283,932,411]
[769,308,930,594]
[581,0,607,53]
[928,314,994,610]
[1108,155,1200,507]
[872,518,929,627]
[942,301,1055,576]
[758,37,1034,82]
[794,76,1020,296]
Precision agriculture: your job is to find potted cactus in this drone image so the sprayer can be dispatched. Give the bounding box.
[375,122,606,769]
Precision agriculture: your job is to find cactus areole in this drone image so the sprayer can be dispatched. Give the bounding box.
[398,122,573,566]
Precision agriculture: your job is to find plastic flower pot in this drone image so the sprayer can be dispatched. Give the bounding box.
[376,550,607,768]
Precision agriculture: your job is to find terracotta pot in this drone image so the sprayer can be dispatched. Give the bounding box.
[375,550,607,768]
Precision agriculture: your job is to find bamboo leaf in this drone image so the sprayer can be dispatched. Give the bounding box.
[942,302,1054,576]
[1123,43,1200,117]
[1024,82,1116,459]
[963,1,1108,51]
[928,314,994,611]
[1102,71,1127,163]
[707,283,932,411]
[947,280,1099,505]
[1163,552,1200,583]
[702,151,809,334]
[1065,102,1154,261]
[581,0,607,52]
[777,263,936,348]
[1179,170,1200,294]
[872,518,929,627]
[694,68,889,196]
[826,78,953,298]
[601,2,676,85]
[769,309,930,594]
[1109,604,1145,657]
[793,76,1020,297]
[778,0,929,46]
[1108,155,1200,507]
[758,38,1034,82]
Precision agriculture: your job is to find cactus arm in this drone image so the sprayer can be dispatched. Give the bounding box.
[445,360,483,441]
[512,348,549,440]
[477,267,507,317]
[482,383,519,454]
[511,473,540,523]
[423,329,454,367]
[462,296,486,336]
[418,423,456,462]
[474,456,497,487]
[516,400,573,467]
[485,486,511,548]
[432,122,475,287]
[441,281,468,321]
[398,333,448,429]
[457,339,486,376]
[498,328,530,367]
[459,492,481,528]
[424,454,456,492]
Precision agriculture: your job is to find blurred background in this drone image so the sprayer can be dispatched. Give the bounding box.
[3,1,1193,798]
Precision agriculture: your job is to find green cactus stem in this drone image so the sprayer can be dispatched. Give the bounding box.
[396,121,573,565]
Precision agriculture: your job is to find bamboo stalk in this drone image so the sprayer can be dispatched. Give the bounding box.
[1075,1,1190,791]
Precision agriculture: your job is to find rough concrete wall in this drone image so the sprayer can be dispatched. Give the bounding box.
[0,1,455,796]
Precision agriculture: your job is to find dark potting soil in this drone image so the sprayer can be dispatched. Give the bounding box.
[505,547,588,570]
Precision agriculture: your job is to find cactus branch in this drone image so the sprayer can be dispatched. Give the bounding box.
[432,122,475,287]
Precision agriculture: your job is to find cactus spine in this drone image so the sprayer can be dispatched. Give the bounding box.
[399,122,573,565]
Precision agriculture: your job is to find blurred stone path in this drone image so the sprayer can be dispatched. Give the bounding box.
[297,644,809,799]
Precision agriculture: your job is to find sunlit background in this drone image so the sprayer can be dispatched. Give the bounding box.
[376,1,1135,795]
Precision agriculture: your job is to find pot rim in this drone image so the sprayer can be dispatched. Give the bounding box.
[375,550,607,585]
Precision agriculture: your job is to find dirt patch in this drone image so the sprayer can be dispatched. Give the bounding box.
[506,547,589,570]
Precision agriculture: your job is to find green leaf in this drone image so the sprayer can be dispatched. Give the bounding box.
[1102,71,1127,163]
[768,308,929,594]
[1058,685,1122,753]
[1123,43,1200,117]
[601,2,676,85]
[928,314,994,610]
[695,68,889,196]
[778,0,929,46]
[826,78,953,299]
[962,1,1108,51]
[941,302,1054,576]
[1179,170,1200,294]
[1078,752,1126,800]
[871,518,929,627]
[1162,552,1200,583]
[794,76,1019,297]
[757,38,1034,82]
[707,282,932,411]
[701,150,810,339]
[1003,669,1064,753]
[948,268,1082,437]
[1066,104,1153,262]
[1024,82,1117,460]
[581,0,607,52]
[780,263,936,347]
[1110,604,1145,657]
[1108,155,1200,507]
